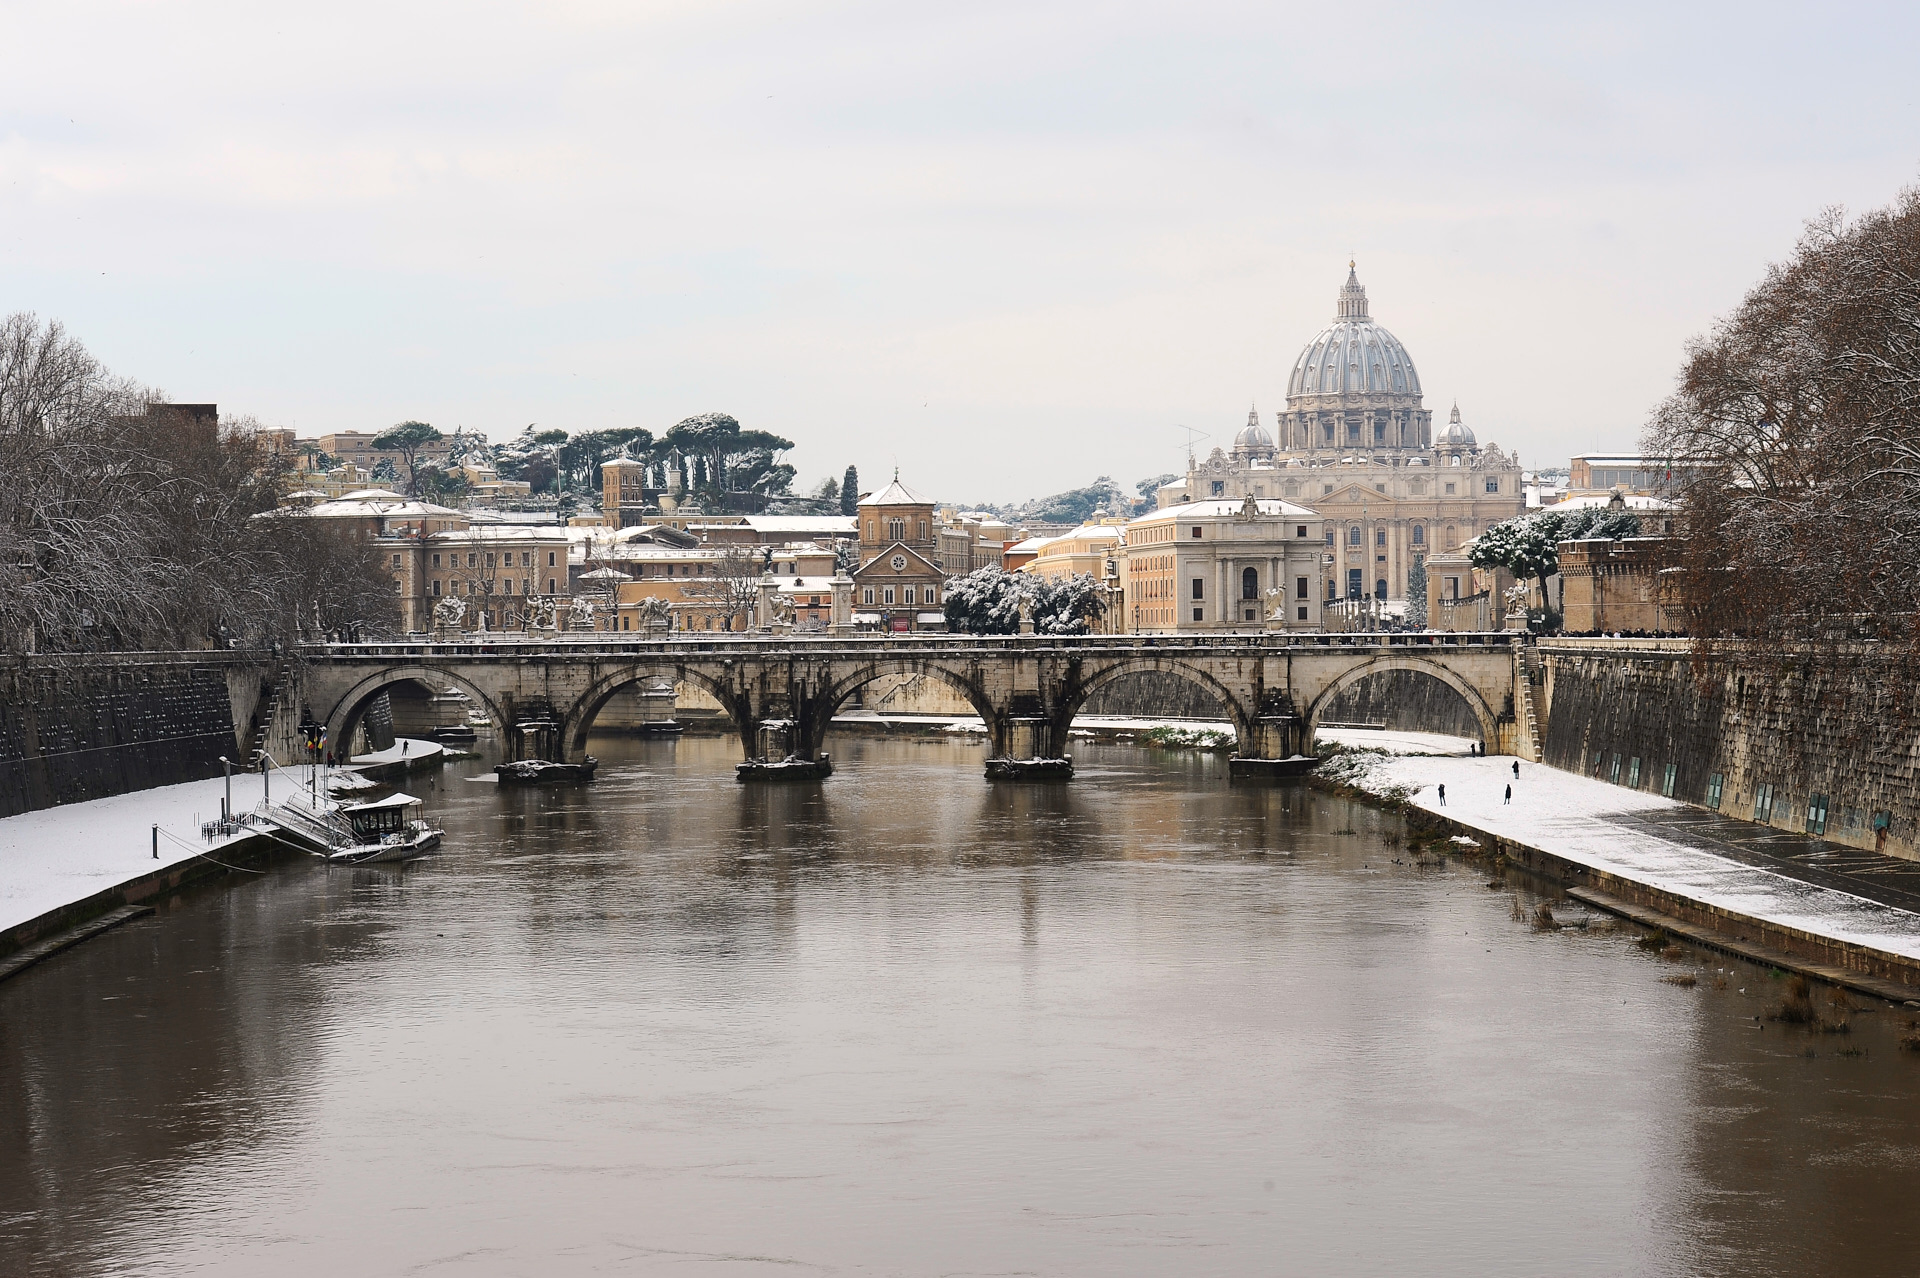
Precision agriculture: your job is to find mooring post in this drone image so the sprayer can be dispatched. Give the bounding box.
[151,824,158,860]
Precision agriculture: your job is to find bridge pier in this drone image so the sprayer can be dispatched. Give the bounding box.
[1228,713,1315,779]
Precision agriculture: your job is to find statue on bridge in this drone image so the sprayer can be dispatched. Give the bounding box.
[568,595,598,632]
[525,594,559,632]
[432,594,466,634]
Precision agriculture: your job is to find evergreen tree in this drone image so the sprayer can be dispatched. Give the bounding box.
[840,466,859,517]
[1406,554,1428,629]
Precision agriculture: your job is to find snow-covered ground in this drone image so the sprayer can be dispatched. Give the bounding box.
[350,738,444,765]
[0,765,321,936]
[1335,750,1920,963]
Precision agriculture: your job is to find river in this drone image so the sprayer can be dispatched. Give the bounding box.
[4,734,1920,1276]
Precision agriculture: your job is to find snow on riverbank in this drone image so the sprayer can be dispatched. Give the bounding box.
[1334,750,1920,963]
[349,737,443,765]
[0,766,320,935]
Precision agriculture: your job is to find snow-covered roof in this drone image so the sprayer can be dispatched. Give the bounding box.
[743,515,857,533]
[1549,493,1676,512]
[579,567,634,580]
[1127,498,1318,523]
[771,576,840,593]
[858,478,931,507]
[307,494,464,519]
[429,526,567,543]
[1004,536,1049,555]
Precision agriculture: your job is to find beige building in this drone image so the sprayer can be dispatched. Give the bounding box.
[1159,266,1524,605]
[1122,497,1326,633]
[314,430,455,471]
[853,475,946,630]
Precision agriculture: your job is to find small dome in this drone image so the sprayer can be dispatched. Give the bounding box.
[1232,405,1274,453]
[1436,402,1476,447]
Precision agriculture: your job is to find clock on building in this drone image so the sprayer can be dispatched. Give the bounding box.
[890,554,907,570]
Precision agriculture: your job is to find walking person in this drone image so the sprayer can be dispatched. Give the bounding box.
[1504,783,1512,805]
[1437,783,1447,807]
[1512,760,1519,779]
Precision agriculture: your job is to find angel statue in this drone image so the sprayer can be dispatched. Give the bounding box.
[432,594,467,633]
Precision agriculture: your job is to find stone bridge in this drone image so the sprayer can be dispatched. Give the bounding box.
[299,632,1534,774]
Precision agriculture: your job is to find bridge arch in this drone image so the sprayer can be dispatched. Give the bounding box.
[1059,656,1257,747]
[321,665,510,756]
[1304,655,1499,750]
[563,664,741,755]
[809,660,1001,755]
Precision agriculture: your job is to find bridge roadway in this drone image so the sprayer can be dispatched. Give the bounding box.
[301,631,1530,774]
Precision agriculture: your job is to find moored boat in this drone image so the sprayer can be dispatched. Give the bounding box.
[325,793,444,864]
[494,756,599,785]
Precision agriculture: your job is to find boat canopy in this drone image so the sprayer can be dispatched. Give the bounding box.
[343,792,423,813]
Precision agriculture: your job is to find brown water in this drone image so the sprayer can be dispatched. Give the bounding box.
[4,735,1920,1277]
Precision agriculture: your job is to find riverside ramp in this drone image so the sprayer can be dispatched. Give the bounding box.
[1334,749,1920,996]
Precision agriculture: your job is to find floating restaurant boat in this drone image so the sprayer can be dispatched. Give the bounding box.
[325,793,444,864]
[494,757,599,785]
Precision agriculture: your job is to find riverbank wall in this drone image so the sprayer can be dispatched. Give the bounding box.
[0,652,304,819]
[1536,639,1920,860]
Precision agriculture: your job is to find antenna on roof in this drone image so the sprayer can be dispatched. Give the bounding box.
[1179,424,1208,469]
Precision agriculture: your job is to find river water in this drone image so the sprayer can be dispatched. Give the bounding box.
[5,735,1920,1277]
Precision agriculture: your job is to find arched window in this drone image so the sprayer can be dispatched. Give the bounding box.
[1347,525,1362,546]
[1411,525,1425,546]
[1241,567,1259,599]
[1375,579,1387,600]
[1444,524,1457,549]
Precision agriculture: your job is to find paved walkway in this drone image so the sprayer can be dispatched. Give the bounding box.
[1344,752,1920,965]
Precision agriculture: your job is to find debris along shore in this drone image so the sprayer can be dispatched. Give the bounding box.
[1319,746,1920,996]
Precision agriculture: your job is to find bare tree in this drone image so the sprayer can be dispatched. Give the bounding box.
[680,546,766,631]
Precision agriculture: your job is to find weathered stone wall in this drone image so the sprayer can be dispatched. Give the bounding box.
[1316,669,1483,739]
[0,653,272,818]
[1539,640,1920,859]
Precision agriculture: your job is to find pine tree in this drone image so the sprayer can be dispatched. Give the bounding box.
[840,465,859,517]
[1406,554,1428,629]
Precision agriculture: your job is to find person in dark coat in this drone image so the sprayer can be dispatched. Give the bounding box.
[1437,783,1446,806]
[1504,783,1512,805]
[1512,760,1519,778]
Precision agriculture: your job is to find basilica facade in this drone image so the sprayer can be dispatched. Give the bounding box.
[1157,265,1524,605]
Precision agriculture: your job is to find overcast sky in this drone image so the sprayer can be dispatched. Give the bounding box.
[4,2,1918,502]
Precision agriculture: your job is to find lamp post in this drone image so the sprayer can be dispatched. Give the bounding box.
[218,756,232,823]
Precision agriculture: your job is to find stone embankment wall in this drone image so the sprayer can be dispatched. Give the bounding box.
[0,652,292,818]
[1538,639,1919,859]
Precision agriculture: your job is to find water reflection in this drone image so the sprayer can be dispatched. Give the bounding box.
[2,734,1919,1276]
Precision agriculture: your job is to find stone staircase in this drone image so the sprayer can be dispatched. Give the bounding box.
[1513,647,1544,761]
[243,665,295,766]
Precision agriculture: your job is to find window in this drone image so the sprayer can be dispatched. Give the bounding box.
[1411,525,1425,545]
[904,586,916,605]
[1324,528,1335,545]
[1754,783,1775,823]
[888,518,905,541]
[1322,484,1334,495]
[486,553,495,568]
[1374,422,1385,443]
[1191,526,1203,538]
[1374,483,1385,493]
[467,553,477,568]
[1192,607,1204,622]
[390,554,402,568]
[1346,568,1362,599]
[925,586,937,605]
[1296,606,1307,620]
[1444,483,1456,495]
[1347,525,1362,546]
[503,579,514,595]
[1375,528,1386,547]
[1244,609,1256,621]
[883,587,896,605]
[1806,793,1830,835]
[431,580,441,596]
[1661,763,1677,798]
[431,553,441,568]
[1485,479,1499,493]
[1706,772,1723,809]
[1296,525,1307,538]
[1374,578,1386,599]
[1609,753,1622,784]
[548,552,557,567]
[1242,567,1258,599]
[1295,576,1308,600]
[1627,756,1641,788]
[1191,578,1204,600]
[547,578,556,594]
[1210,480,1225,496]
[863,587,875,605]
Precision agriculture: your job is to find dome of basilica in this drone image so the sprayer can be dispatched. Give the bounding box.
[1435,402,1476,447]
[1285,264,1422,403]
[1232,405,1274,453]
